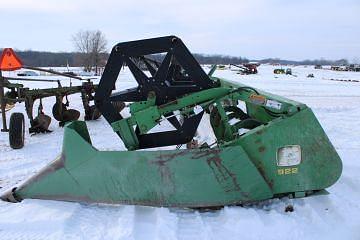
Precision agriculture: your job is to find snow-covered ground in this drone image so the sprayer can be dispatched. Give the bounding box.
[0,65,359,240]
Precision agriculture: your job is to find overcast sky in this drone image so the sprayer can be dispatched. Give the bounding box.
[0,0,359,61]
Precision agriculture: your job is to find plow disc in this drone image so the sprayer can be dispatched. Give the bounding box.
[0,36,342,207]
[0,103,15,113]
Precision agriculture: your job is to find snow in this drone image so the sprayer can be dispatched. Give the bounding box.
[1,65,360,239]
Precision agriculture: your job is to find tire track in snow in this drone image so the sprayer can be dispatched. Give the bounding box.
[0,200,77,240]
[131,206,179,240]
[62,204,135,240]
[175,210,210,240]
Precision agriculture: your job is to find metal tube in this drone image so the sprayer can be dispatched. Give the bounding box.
[0,71,9,132]
[3,76,61,83]
[23,66,86,81]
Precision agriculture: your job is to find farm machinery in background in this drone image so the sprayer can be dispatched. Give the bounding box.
[216,65,227,70]
[274,68,292,75]
[1,36,342,208]
[0,48,102,149]
[330,64,360,72]
[230,63,258,74]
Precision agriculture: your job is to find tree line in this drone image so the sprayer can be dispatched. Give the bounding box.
[1,30,352,68]
[1,49,349,67]
[257,58,349,66]
[2,50,250,67]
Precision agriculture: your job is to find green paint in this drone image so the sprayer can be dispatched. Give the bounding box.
[6,79,342,207]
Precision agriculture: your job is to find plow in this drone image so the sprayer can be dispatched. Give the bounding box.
[1,36,342,207]
[0,48,100,149]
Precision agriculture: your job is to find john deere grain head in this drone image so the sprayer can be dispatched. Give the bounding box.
[1,36,342,207]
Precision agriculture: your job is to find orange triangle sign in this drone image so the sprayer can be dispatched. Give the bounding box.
[0,48,23,71]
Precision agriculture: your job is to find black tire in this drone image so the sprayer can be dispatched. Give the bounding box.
[9,112,25,149]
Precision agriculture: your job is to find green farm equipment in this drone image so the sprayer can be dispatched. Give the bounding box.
[1,36,342,207]
[274,68,292,75]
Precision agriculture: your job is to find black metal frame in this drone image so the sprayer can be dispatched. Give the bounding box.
[95,36,218,149]
[0,76,98,133]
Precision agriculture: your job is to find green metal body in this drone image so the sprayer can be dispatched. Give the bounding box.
[1,78,342,207]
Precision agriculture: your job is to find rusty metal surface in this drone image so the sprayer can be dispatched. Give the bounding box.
[7,123,273,207]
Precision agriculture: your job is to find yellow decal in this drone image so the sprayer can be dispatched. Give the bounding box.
[249,94,266,105]
[277,168,298,175]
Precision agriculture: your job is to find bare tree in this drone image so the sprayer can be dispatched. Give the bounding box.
[72,30,107,74]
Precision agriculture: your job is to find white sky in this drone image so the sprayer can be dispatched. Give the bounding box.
[0,0,359,61]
